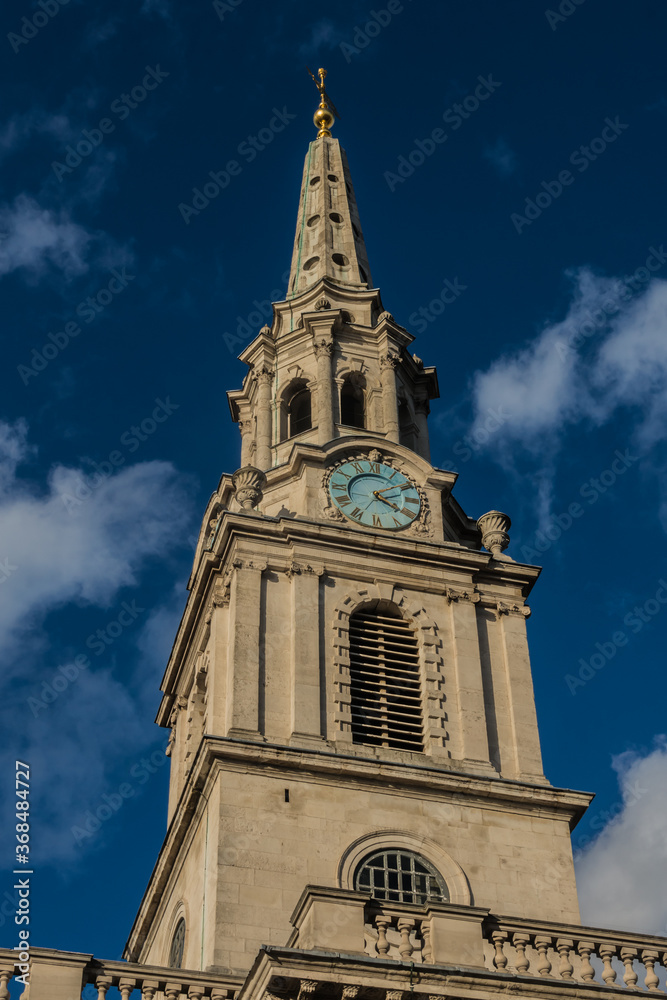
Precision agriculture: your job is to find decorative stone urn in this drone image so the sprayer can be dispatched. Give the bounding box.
[477,510,511,558]
[232,466,267,511]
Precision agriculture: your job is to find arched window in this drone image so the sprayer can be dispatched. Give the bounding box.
[349,605,423,751]
[340,376,365,428]
[355,850,449,905]
[288,387,312,436]
[168,917,186,969]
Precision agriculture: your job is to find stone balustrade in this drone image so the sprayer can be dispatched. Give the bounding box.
[483,915,667,991]
[7,899,667,999]
[0,947,243,1000]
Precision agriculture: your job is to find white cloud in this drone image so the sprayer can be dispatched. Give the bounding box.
[484,137,518,177]
[464,268,667,526]
[0,419,195,862]
[0,418,194,657]
[0,195,96,279]
[575,738,667,935]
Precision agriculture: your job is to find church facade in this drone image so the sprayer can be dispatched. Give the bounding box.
[10,71,667,1000]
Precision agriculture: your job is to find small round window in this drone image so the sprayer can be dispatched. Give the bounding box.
[355,850,448,905]
[168,917,186,969]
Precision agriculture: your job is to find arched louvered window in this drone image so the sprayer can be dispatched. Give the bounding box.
[349,605,423,751]
[355,849,449,905]
[168,917,185,969]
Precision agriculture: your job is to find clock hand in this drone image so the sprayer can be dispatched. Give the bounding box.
[372,491,400,511]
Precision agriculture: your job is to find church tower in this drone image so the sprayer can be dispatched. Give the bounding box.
[124,71,591,978]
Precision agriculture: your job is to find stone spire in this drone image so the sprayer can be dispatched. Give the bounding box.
[287,72,373,297]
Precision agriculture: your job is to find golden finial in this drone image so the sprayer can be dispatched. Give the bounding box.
[307,66,340,138]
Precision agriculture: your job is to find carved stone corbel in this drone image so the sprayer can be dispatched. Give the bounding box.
[446,587,480,604]
[497,602,531,618]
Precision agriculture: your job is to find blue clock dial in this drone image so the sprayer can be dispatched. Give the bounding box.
[328,458,421,530]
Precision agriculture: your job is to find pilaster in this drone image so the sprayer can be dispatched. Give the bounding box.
[226,560,265,739]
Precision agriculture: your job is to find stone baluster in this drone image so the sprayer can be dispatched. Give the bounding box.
[577,941,596,982]
[396,917,415,962]
[375,915,390,956]
[621,948,639,989]
[557,939,574,979]
[641,950,660,991]
[188,986,205,1000]
[119,980,137,1000]
[512,933,531,974]
[142,983,158,1000]
[211,992,229,1000]
[421,920,433,963]
[598,943,618,986]
[95,977,112,998]
[0,970,12,1000]
[491,931,508,971]
[165,984,182,1000]
[535,936,553,976]
[397,918,415,960]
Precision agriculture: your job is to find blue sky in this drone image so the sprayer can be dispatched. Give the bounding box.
[2,0,667,976]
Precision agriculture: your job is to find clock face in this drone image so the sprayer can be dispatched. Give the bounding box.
[328,458,421,530]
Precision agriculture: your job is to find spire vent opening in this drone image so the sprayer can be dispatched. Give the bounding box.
[328,173,339,182]
[329,212,343,224]
[309,176,321,187]
[332,253,349,268]
[307,215,321,227]
[304,256,320,271]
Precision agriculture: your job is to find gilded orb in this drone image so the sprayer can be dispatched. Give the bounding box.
[314,105,334,137]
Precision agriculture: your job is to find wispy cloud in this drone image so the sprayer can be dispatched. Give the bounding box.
[0,418,194,862]
[0,418,194,657]
[460,265,667,528]
[0,194,131,283]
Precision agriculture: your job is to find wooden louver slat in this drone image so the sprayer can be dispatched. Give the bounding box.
[349,609,424,751]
